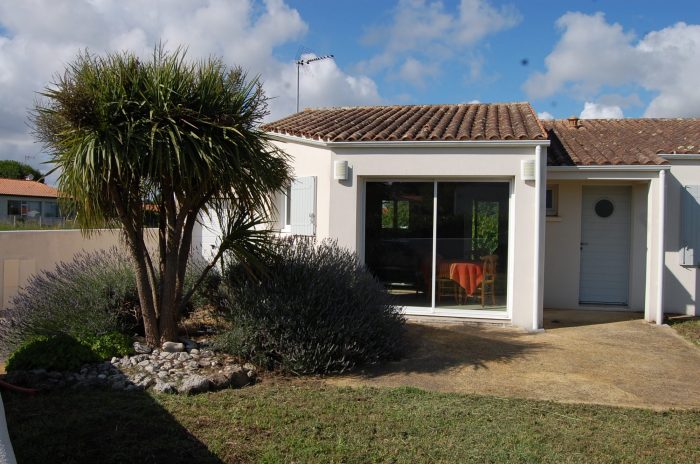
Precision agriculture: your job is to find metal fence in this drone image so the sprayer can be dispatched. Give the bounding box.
[0,215,74,229]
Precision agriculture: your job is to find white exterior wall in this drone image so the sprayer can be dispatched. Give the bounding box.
[272,140,332,237]
[664,159,700,316]
[273,140,547,329]
[543,173,663,321]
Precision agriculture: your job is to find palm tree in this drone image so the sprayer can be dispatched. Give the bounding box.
[33,47,290,346]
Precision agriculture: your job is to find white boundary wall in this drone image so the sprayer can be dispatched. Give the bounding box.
[0,229,156,309]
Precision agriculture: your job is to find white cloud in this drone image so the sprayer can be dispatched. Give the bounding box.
[524,12,700,117]
[0,0,381,175]
[394,57,440,87]
[456,0,521,44]
[579,102,623,119]
[537,111,554,120]
[359,0,520,85]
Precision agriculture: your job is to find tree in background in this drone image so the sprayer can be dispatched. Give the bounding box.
[33,47,290,346]
[0,160,43,181]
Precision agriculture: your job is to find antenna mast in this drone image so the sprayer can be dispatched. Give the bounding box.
[296,54,334,113]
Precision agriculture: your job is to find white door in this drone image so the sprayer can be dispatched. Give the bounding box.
[579,186,631,305]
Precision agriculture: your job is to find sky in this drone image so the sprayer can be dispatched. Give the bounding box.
[1,0,699,178]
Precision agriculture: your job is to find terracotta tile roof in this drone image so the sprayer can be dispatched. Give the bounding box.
[262,103,547,142]
[0,178,59,198]
[544,118,700,166]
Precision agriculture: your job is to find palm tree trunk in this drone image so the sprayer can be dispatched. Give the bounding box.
[128,239,160,346]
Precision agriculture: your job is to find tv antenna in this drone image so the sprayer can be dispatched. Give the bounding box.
[296,54,334,113]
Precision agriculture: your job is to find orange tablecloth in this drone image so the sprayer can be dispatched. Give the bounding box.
[449,262,483,296]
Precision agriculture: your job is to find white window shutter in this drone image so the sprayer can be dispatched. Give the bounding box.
[290,176,316,235]
[681,185,700,267]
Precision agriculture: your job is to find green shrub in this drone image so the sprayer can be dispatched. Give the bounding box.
[0,249,138,357]
[79,332,134,359]
[6,335,100,372]
[0,249,220,356]
[216,238,405,375]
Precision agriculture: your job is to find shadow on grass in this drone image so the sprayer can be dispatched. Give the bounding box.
[3,389,222,464]
[352,322,541,378]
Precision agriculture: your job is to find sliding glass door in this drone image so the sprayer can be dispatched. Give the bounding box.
[365,181,509,313]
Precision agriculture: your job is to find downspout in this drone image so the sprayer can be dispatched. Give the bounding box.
[532,145,545,331]
[656,169,666,325]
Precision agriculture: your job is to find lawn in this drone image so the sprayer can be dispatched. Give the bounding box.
[668,317,700,346]
[4,380,699,463]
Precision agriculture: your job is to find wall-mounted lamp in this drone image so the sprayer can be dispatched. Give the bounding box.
[334,160,349,181]
[521,159,536,181]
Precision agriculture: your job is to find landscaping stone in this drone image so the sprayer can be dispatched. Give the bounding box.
[161,341,185,353]
[153,381,177,394]
[178,375,210,395]
[0,342,257,395]
[133,342,152,354]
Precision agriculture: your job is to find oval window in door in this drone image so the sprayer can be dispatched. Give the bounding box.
[595,199,614,218]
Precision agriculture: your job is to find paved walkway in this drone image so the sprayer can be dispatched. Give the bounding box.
[327,310,700,410]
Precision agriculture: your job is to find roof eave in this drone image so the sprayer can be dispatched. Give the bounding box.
[267,132,550,148]
[0,192,59,198]
[659,154,700,160]
[547,165,671,171]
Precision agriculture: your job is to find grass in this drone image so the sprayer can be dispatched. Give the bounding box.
[4,380,699,463]
[668,316,700,346]
[0,222,76,231]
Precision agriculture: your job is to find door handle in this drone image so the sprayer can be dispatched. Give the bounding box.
[580,242,588,246]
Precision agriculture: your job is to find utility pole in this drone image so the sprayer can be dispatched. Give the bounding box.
[296,54,334,113]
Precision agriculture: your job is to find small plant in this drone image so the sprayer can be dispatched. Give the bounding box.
[6,335,100,372]
[79,332,134,359]
[0,248,220,356]
[217,238,405,375]
[0,249,139,356]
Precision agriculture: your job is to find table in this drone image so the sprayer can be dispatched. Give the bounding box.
[448,262,484,296]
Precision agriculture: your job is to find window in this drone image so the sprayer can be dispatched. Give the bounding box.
[7,200,22,216]
[7,200,41,217]
[43,201,59,218]
[381,200,409,229]
[546,185,558,216]
[26,201,41,218]
[365,181,509,312]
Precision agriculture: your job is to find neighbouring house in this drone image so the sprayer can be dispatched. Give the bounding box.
[199,102,700,331]
[0,178,63,226]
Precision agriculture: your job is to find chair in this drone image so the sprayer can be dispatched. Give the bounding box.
[435,259,462,305]
[479,255,498,307]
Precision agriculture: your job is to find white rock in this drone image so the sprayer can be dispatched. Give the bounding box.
[153,381,176,394]
[133,342,152,354]
[178,375,210,395]
[161,341,185,353]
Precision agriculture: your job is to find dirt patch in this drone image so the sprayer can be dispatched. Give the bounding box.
[327,310,700,410]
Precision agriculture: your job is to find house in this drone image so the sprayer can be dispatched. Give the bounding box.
[202,102,700,331]
[543,117,700,321]
[0,178,62,226]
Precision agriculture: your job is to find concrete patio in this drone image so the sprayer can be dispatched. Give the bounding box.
[327,309,700,410]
